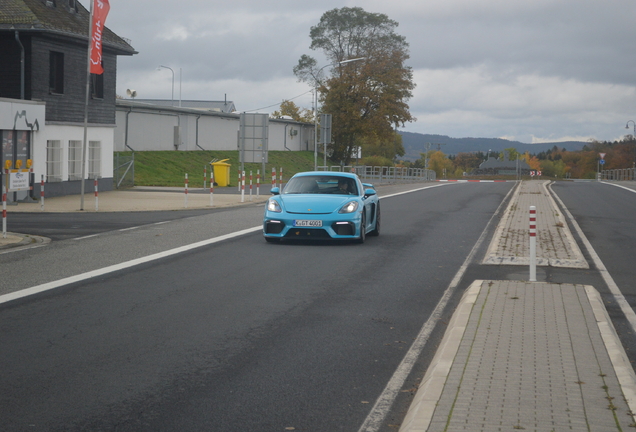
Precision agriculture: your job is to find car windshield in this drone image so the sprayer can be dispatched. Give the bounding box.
[283,175,358,195]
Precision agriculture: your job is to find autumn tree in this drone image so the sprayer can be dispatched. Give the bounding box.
[271,100,314,123]
[294,7,415,164]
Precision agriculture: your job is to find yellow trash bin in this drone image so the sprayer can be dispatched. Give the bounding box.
[211,159,231,186]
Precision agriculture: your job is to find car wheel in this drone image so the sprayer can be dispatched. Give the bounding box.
[369,202,380,236]
[356,213,366,244]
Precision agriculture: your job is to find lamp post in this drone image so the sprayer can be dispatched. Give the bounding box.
[626,120,636,171]
[313,57,365,170]
[157,65,174,106]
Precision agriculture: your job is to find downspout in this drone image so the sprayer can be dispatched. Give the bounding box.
[124,107,135,151]
[284,123,291,151]
[195,114,205,150]
[15,31,25,99]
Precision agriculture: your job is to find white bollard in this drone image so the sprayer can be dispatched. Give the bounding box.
[249,170,253,201]
[257,169,260,197]
[529,205,536,282]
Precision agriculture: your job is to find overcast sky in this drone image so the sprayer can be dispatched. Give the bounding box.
[105,0,636,144]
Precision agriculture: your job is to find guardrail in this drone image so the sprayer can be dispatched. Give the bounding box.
[599,168,635,181]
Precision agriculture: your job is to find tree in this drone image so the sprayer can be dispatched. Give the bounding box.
[294,7,415,164]
[271,100,314,123]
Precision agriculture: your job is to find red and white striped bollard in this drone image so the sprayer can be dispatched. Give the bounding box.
[94,178,99,211]
[40,175,45,211]
[529,205,536,281]
[184,173,189,208]
[210,173,214,206]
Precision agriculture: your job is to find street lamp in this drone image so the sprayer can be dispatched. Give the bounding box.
[627,120,636,170]
[157,65,174,106]
[313,57,366,170]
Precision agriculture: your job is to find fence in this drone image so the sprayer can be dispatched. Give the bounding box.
[114,152,134,189]
[317,165,436,183]
[599,167,635,181]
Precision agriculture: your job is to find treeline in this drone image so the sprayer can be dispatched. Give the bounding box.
[391,137,636,179]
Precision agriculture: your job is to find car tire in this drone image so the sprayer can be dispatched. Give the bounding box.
[356,213,366,244]
[369,202,380,236]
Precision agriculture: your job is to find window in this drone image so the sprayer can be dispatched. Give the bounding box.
[91,72,104,99]
[49,52,64,94]
[46,140,62,182]
[68,0,77,12]
[68,140,82,180]
[88,141,101,179]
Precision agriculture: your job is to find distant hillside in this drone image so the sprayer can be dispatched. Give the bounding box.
[399,131,588,161]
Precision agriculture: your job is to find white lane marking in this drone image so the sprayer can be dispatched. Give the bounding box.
[357,182,517,432]
[549,183,636,334]
[0,226,262,305]
[119,226,141,232]
[601,181,636,194]
[74,234,100,240]
[378,183,451,199]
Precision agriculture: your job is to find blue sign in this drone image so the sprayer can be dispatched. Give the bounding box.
[599,159,606,165]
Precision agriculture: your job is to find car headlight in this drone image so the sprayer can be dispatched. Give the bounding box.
[339,201,359,214]
[267,199,282,213]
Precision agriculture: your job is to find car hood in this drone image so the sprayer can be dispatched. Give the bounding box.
[280,195,355,214]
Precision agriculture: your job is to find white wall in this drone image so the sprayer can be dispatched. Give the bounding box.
[115,103,315,153]
[34,124,115,181]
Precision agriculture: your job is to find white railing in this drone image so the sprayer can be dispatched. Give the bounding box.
[317,165,436,183]
[599,168,636,181]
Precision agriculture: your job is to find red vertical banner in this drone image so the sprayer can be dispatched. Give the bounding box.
[90,0,111,75]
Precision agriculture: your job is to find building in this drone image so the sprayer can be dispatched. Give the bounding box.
[472,151,531,176]
[115,99,315,154]
[0,0,136,199]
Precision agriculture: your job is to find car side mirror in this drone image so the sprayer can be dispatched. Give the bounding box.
[271,187,280,195]
[364,188,376,198]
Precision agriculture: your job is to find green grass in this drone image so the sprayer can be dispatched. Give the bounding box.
[116,150,335,188]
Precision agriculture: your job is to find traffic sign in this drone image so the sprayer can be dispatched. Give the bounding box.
[599,153,606,159]
[599,159,606,165]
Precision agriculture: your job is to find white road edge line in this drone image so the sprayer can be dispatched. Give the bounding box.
[0,226,262,305]
[357,182,517,432]
[600,181,636,194]
[548,183,636,334]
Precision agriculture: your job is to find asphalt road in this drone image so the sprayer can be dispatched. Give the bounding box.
[0,182,514,432]
[1,181,635,432]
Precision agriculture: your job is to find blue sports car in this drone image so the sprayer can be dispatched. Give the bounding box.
[263,171,380,243]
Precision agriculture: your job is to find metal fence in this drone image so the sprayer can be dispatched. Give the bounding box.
[317,165,436,183]
[114,152,135,189]
[599,168,635,181]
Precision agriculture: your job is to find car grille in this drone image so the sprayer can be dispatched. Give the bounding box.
[284,228,331,239]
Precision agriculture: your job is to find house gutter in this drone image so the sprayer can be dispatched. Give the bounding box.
[14,31,25,99]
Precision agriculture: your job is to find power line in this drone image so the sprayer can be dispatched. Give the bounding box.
[243,89,313,113]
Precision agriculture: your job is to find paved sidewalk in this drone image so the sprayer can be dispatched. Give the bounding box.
[483,180,588,268]
[0,187,269,249]
[401,280,636,432]
[400,180,636,431]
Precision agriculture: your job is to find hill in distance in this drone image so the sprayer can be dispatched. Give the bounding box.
[399,131,588,161]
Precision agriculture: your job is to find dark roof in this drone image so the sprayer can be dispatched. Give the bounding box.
[133,99,237,113]
[0,0,136,55]
[479,151,531,169]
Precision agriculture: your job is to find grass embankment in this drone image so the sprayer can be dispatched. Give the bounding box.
[118,150,332,188]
